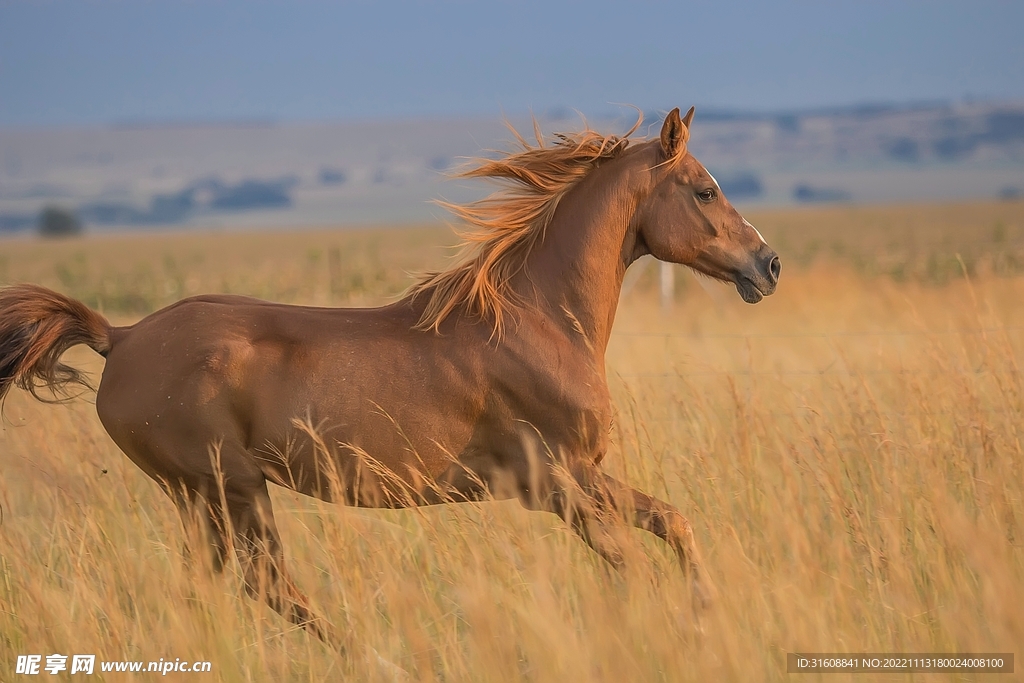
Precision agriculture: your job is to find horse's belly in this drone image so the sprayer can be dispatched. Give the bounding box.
[245,374,481,503]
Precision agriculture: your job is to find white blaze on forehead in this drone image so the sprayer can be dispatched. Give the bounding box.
[703,165,721,190]
[743,218,767,244]
[700,163,766,245]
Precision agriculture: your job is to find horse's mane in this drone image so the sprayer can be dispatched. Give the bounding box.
[410,114,643,336]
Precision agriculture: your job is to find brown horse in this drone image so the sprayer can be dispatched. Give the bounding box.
[0,107,779,645]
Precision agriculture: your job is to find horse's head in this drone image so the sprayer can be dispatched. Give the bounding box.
[635,107,780,303]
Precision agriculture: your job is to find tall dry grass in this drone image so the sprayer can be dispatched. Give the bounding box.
[1,201,1023,681]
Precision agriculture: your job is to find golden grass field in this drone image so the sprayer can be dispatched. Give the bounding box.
[1,200,1023,682]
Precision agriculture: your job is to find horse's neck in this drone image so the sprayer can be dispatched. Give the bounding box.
[516,155,644,359]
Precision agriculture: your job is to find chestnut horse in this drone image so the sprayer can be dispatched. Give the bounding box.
[0,107,779,644]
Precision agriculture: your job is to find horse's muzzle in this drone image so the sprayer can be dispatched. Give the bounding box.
[735,250,780,303]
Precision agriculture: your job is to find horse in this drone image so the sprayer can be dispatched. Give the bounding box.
[0,107,779,647]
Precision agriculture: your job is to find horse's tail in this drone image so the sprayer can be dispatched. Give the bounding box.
[0,284,112,404]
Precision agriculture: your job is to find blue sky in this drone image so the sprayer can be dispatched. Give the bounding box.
[1,1,1022,127]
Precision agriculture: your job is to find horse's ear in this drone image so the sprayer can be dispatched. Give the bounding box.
[660,107,687,158]
[682,105,695,129]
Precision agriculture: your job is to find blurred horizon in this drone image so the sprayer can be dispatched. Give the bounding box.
[3,98,1021,132]
[1,1,1022,231]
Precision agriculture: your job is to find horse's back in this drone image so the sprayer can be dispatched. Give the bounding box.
[98,293,425,417]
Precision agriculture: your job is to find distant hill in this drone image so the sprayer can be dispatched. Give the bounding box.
[1,101,1022,232]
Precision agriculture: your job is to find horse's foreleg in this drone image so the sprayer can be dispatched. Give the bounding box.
[552,465,711,610]
[541,479,628,570]
[610,474,712,610]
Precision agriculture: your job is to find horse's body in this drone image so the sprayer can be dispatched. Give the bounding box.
[98,292,604,507]
[0,108,779,645]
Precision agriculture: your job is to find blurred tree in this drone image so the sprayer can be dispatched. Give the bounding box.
[38,205,82,237]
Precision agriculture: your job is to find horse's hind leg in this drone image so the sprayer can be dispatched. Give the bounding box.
[169,487,228,573]
[155,442,335,644]
[227,485,411,677]
[218,479,337,644]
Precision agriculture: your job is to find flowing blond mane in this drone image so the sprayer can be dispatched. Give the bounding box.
[410,115,643,336]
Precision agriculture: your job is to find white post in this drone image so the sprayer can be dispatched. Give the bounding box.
[660,261,674,312]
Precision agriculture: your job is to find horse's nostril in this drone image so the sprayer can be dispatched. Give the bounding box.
[768,256,781,283]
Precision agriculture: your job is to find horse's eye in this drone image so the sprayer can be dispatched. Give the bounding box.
[697,189,717,203]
